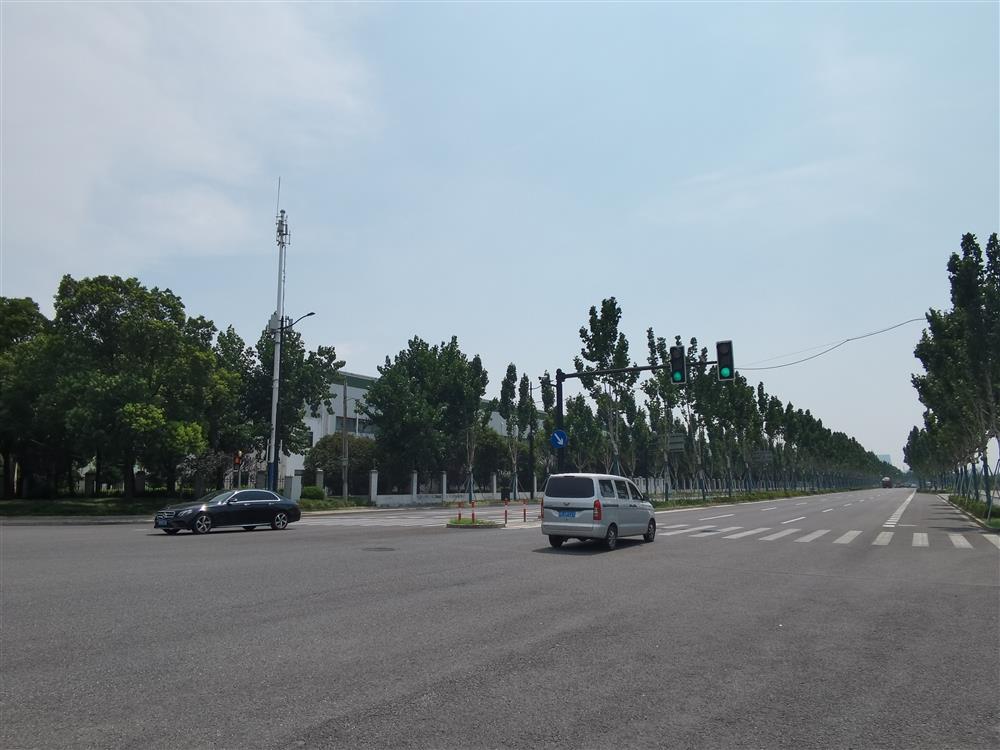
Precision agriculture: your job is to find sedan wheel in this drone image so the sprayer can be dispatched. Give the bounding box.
[604,524,618,551]
[192,513,212,535]
[270,512,289,530]
[643,519,656,543]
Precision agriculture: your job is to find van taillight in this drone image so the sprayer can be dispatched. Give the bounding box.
[593,499,602,521]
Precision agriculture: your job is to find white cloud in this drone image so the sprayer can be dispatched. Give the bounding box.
[1,2,371,301]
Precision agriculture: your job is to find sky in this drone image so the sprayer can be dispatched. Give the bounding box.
[2,2,998,469]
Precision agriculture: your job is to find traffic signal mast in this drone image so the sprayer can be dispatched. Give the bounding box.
[550,339,735,472]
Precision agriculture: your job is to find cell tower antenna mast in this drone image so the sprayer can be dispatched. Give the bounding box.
[268,179,290,491]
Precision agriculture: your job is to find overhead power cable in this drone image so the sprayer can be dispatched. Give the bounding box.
[740,317,925,371]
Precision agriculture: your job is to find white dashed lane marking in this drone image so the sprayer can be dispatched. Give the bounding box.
[795,530,830,543]
[723,527,771,539]
[833,530,862,544]
[760,529,800,541]
[699,514,734,521]
[782,516,806,524]
[949,534,973,549]
[873,532,894,546]
[693,526,742,537]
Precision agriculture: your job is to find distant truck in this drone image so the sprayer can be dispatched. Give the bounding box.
[881,477,893,488]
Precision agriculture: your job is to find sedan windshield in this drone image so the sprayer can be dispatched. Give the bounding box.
[196,490,235,505]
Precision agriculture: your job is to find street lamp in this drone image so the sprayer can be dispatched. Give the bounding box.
[268,311,315,492]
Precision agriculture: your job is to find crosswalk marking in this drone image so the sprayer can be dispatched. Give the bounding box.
[984,535,1000,549]
[782,516,806,524]
[699,514,734,520]
[912,533,929,547]
[723,527,771,539]
[660,524,691,530]
[949,534,973,549]
[693,526,742,537]
[760,528,800,541]
[795,530,830,543]
[660,524,715,536]
[873,532,893,546]
[833,530,862,544]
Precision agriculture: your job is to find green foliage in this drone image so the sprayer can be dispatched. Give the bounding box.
[909,232,999,499]
[0,274,344,500]
[300,485,326,500]
[360,336,489,485]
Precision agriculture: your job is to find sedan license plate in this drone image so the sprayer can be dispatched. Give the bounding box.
[558,510,576,518]
[155,519,168,527]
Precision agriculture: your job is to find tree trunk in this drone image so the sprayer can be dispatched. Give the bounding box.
[94,448,102,498]
[2,449,13,499]
[123,458,135,500]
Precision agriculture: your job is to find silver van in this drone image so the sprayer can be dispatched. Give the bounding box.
[541,473,656,550]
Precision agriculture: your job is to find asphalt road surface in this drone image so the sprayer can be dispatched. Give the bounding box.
[2,489,998,749]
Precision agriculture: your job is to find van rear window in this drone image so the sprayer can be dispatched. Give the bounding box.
[544,477,595,498]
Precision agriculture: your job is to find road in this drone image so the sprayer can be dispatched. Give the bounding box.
[2,489,997,749]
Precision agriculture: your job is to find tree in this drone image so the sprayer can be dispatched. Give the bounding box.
[361,336,489,491]
[497,364,522,497]
[574,298,638,475]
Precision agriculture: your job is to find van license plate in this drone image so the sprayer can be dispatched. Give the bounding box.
[558,510,576,518]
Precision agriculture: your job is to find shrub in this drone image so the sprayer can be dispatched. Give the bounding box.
[300,485,326,501]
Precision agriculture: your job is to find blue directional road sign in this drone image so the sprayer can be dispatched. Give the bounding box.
[550,429,568,449]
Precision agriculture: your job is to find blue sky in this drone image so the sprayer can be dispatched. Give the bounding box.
[2,2,998,468]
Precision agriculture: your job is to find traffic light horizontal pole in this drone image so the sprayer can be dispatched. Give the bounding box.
[557,361,718,383]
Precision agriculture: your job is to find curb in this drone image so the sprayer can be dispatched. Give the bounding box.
[938,494,996,532]
[445,522,502,530]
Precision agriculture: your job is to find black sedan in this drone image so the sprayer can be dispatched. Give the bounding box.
[153,489,301,535]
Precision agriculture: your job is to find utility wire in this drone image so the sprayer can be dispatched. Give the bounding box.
[740,317,925,371]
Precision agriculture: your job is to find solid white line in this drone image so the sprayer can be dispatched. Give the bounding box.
[782,516,806,524]
[833,530,862,544]
[723,527,771,539]
[795,530,830,543]
[912,533,929,548]
[983,535,1000,550]
[873,532,894,546]
[760,528,800,541]
[949,534,973,549]
[699,514,735,520]
[660,524,715,536]
[822,509,834,513]
[692,526,742,537]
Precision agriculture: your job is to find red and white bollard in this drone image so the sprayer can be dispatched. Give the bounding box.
[471,499,476,524]
[523,496,527,523]
[504,498,509,526]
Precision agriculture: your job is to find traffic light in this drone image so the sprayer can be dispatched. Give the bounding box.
[716,340,735,382]
[669,345,687,385]
[234,450,243,467]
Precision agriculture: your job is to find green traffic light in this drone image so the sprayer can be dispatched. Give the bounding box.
[672,372,682,382]
[720,367,731,378]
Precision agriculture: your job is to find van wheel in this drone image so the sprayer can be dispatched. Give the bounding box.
[548,535,565,548]
[643,519,656,543]
[604,524,618,551]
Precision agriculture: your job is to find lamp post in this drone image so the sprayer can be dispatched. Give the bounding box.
[268,311,315,492]
[341,387,366,499]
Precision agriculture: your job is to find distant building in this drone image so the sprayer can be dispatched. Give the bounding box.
[280,370,511,479]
